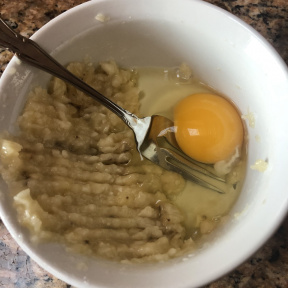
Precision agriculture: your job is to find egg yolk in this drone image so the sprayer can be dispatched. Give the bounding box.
[174,93,243,164]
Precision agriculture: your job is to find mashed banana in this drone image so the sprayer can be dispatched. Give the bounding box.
[0,61,195,262]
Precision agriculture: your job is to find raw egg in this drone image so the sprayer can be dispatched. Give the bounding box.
[174,93,243,163]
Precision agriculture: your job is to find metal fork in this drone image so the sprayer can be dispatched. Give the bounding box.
[0,17,227,193]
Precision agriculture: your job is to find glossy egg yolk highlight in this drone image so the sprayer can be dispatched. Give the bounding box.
[174,93,243,164]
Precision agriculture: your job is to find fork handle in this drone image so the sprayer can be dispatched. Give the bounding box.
[0,17,137,124]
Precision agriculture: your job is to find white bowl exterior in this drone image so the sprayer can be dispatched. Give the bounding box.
[0,0,288,287]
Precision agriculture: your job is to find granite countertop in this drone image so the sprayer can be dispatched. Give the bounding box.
[0,0,288,287]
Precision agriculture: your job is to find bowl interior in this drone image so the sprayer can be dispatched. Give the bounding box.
[0,0,288,287]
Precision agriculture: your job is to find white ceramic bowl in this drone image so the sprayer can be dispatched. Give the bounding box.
[1,0,288,287]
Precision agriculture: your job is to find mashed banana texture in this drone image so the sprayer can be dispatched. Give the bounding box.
[0,61,194,262]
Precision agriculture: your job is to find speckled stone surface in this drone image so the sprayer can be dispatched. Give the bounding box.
[0,0,287,287]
